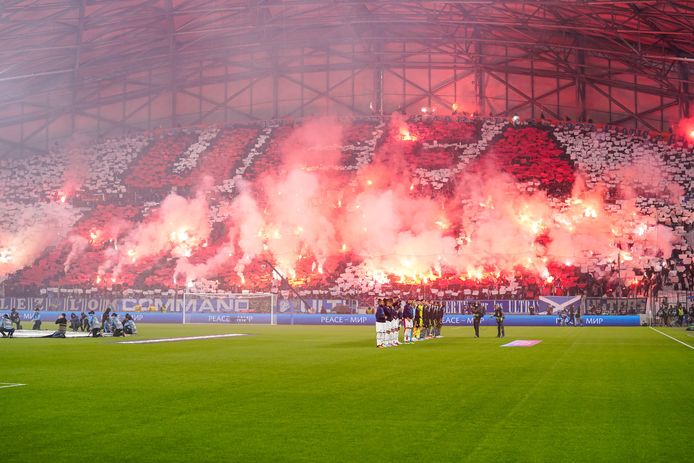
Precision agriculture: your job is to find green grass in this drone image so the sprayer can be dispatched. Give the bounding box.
[3,325,693,462]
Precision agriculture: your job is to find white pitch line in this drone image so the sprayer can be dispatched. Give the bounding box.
[649,327,694,350]
[117,334,248,344]
[0,383,26,389]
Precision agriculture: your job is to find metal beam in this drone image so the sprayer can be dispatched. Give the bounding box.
[0,0,692,151]
[587,81,660,131]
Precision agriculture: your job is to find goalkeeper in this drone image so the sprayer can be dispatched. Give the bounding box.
[412,303,423,341]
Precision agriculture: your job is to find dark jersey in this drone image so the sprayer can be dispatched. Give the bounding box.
[403,304,414,319]
[494,308,504,322]
[55,316,68,334]
[375,305,387,323]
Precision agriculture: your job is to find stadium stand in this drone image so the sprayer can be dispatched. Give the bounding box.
[1,116,692,303]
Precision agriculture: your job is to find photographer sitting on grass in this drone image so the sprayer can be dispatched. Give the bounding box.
[87,311,102,337]
[47,313,68,338]
[111,313,125,337]
[123,314,137,335]
[0,314,15,338]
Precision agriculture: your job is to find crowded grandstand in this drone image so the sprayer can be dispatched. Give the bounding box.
[1,3,693,463]
[1,114,692,310]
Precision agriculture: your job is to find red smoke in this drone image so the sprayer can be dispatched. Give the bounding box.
[0,116,681,294]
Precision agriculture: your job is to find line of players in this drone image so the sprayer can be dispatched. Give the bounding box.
[375,298,444,348]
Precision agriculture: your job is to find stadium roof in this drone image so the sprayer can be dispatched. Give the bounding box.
[0,1,692,155]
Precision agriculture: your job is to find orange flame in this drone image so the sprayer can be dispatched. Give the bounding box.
[399,127,417,141]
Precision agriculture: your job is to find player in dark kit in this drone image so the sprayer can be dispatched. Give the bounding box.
[402,300,414,343]
[375,299,387,348]
[439,302,445,337]
[493,304,505,338]
[386,299,400,346]
[429,303,436,338]
[392,300,402,345]
[433,302,443,338]
[472,303,484,337]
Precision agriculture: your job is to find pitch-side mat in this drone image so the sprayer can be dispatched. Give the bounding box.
[0,383,26,390]
[118,334,249,344]
[501,340,543,347]
[3,331,249,343]
[7,330,92,338]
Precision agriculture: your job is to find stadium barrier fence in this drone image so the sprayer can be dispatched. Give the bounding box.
[0,309,641,326]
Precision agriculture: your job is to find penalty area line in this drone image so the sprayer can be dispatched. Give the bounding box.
[117,334,249,344]
[0,383,26,390]
[649,327,694,350]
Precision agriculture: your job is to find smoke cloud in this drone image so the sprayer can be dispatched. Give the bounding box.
[98,188,213,283]
[2,116,682,293]
[0,202,80,280]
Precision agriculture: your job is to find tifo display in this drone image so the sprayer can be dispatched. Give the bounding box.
[0,115,693,305]
[2,4,694,463]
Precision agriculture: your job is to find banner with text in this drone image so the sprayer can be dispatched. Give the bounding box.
[0,310,640,326]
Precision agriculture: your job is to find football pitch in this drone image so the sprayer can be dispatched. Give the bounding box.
[3,324,692,462]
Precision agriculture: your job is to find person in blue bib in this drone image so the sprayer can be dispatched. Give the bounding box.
[123,314,137,335]
[31,308,42,330]
[87,311,102,337]
[1,314,15,338]
[111,313,125,337]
